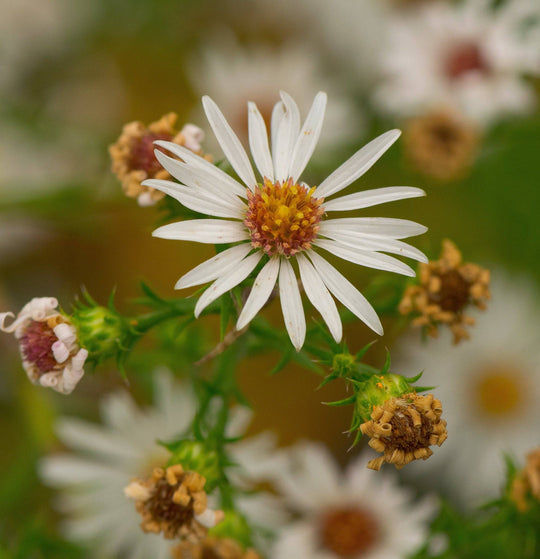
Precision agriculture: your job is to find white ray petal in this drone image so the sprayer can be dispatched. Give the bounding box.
[273,91,301,183]
[154,140,247,198]
[248,102,274,182]
[143,179,244,219]
[289,92,327,182]
[296,253,342,343]
[236,257,280,330]
[314,238,416,277]
[152,150,245,205]
[319,231,428,263]
[194,252,263,317]
[320,217,428,239]
[315,130,401,198]
[279,258,306,351]
[176,244,253,289]
[202,96,257,190]
[153,219,248,243]
[271,100,285,160]
[307,250,383,335]
[323,186,425,212]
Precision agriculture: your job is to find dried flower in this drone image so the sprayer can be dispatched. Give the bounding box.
[360,392,447,471]
[399,239,490,343]
[109,113,207,206]
[124,464,224,541]
[511,448,540,512]
[0,297,87,394]
[403,110,479,181]
[171,537,261,559]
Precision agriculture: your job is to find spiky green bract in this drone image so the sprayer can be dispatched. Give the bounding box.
[163,440,221,492]
[208,510,253,549]
[71,291,132,365]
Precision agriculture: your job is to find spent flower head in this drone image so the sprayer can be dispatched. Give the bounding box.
[109,113,207,206]
[148,91,428,350]
[399,239,490,343]
[0,297,87,394]
[510,448,540,512]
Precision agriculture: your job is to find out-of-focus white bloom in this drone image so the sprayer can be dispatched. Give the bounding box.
[148,91,427,351]
[272,441,435,559]
[395,273,540,507]
[0,0,92,94]
[39,371,285,558]
[0,297,87,394]
[190,38,362,151]
[373,0,540,126]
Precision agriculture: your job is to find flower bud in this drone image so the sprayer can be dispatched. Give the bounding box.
[166,440,222,492]
[71,304,131,363]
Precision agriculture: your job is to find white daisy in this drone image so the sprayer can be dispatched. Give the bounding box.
[272,441,435,559]
[395,273,540,507]
[189,38,362,151]
[373,0,540,126]
[146,91,427,350]
[39,370,285,558]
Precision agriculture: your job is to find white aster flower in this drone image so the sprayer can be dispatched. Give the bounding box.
[272,441,435,559]
[189,38,362,151]
[373,0,540,126]
[147,91,427,350]
[39,371,285,558]
[395,273,540,507]
[0,297,87,394]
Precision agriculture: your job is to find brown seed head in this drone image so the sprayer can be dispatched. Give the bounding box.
[124,464,219,541]
[171,537,262,559]
[510,448,540,512]
[399,239,490,343]
[403,110,480,182]
[360,393,447,471]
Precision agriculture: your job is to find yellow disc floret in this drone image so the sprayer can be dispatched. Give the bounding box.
[244,178,324,257]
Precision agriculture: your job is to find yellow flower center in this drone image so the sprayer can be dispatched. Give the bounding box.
[244,178,324,257]
[320,507,379,557]
[474,366,527,418]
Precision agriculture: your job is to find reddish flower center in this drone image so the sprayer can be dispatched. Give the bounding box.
[244,178,324,256]
[129,132,173,175]
[19,320,59,374]
[320,507,379,557]
[444,43,490,80]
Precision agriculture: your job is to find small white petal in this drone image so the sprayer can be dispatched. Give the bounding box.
[176,244,253,289]
[289,91,327,182]
[202,96,257,189]
[152,151,246,206]
[53,323,77,345]
[314,238,416,277]
[271,100,285,159]
[0,312,16,332]
[52,341,70,364]
[273,91,301,183]
[248,102,274,182]
[320,217,428,239]
[195,508,222,528]
[323,186,426,212]
[236,257,280,330]
[154,140,247,198]
[319,231,428,263]
[153,219,248,244]
[143,179,244,219]
[315,129,401,198]
[279,258,306,351]
[296,253,342,343]
[40,373,59,388]
[194,252,263,317]
[307,250,383,335]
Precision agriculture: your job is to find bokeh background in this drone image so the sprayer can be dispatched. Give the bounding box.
[1,0,539,556]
